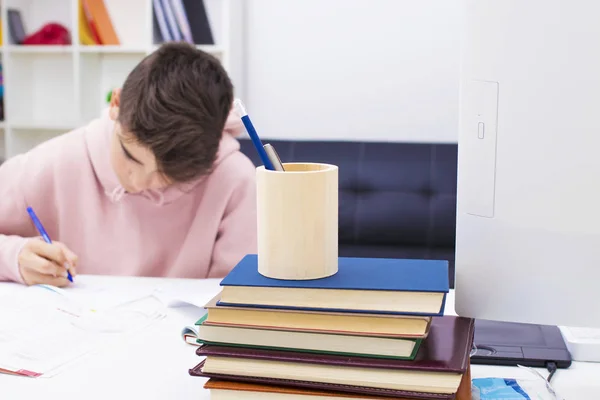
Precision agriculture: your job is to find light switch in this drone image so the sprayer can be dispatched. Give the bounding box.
[478,122,485,139]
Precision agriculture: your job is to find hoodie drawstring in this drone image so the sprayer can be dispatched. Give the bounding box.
[105,185,166,206]
[141,190,166,206]
[107,186,126,203]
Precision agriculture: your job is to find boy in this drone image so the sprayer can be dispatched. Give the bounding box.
[0,42,257,287]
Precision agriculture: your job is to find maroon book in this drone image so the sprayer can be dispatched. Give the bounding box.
[190,315,474,399]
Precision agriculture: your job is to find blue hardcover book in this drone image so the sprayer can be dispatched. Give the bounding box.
[217,255,449,316]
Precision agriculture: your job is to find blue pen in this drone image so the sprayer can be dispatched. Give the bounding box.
[27,206,73,282]
[233,99,275,171]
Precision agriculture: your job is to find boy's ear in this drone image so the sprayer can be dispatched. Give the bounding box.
[109,88,122,121]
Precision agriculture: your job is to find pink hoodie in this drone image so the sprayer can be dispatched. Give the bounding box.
[0,111,257,283]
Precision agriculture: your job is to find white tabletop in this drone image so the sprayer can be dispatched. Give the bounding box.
[1,275,597,400]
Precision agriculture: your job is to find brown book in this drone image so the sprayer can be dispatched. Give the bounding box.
[190,316,474,399]
[204,371,472,400]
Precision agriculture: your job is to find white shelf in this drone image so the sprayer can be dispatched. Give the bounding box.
[9,122,81,131]
[150,44,224,54]
[79,45,148,54]
[0,0,232,159]
[5,45,74,54]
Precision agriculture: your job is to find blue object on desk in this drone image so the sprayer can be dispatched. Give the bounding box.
[27,206,73,282]
[472,378,532,399]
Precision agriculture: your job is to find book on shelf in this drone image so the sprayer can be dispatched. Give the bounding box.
[217,254,449,316]
[153,0,214,45]
[80,0,120,45]
[191,316,475,400]
[79,0,100,45]
[153,0,172,42]
[169,0,193,43]
[7,9,26,45]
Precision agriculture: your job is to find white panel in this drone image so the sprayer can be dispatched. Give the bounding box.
[227,0,245,97]
[8,128,65,156]
[460,80,498,218]
[204,0,223,46]
[79,52,103,122]
[455,0,600,328]
[6,53,76,125]
[0,129,5,159]
[80,53,144,121]
[104,0,150,47]
[244,0,461,142]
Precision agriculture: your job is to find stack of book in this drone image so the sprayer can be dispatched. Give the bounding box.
[188,254,474,399]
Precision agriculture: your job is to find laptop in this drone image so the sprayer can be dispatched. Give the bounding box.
[470,319,572,368]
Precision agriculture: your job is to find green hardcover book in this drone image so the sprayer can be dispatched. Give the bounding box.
[194,315,422,360]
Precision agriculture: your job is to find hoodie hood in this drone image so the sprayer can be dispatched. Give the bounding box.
[85,109,243,206]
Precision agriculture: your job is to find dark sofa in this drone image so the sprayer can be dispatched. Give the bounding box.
[238,139,459,287]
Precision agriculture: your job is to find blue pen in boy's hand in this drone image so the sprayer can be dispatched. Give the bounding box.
[26,206,73,282]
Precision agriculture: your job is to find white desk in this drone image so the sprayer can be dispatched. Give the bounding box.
[1,275,597,400]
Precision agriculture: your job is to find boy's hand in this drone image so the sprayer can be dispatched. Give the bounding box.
[18,239,78,287]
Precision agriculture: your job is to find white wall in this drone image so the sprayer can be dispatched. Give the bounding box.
[242,0,461,143]
[228,0,247,100]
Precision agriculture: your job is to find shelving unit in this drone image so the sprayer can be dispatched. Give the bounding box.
[0,0,231,159]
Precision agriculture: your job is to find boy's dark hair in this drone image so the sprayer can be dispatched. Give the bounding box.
[118,42,234,183]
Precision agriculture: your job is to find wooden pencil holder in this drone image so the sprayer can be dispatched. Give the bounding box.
[256,162,339,280]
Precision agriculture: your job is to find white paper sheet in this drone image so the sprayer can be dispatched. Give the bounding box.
[0,285,166,377]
